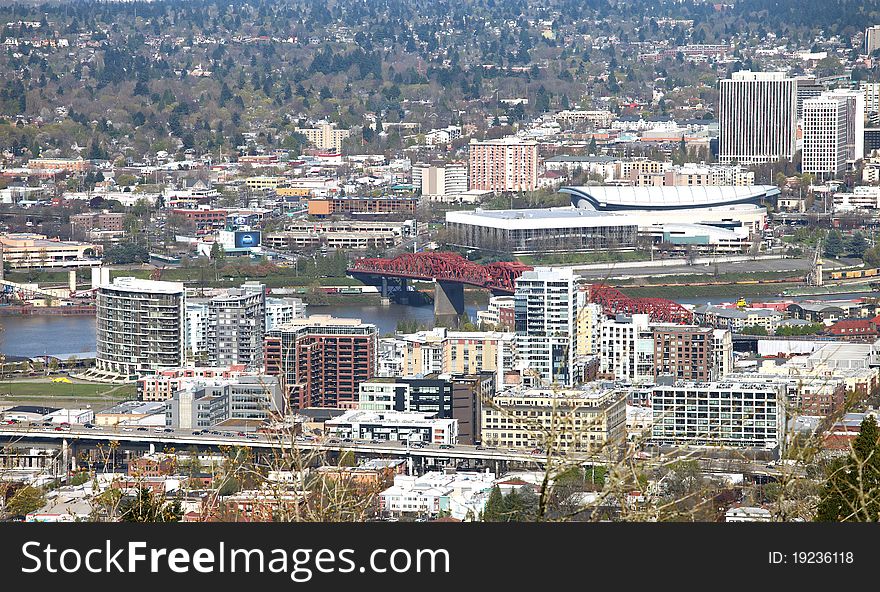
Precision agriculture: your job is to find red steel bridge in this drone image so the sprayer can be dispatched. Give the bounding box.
[348,252,693,324]
[587,283,693,324]
[348,252,531,295]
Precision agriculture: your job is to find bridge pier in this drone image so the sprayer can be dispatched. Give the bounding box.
[434,280,464,326]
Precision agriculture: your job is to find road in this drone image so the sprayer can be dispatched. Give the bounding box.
[0,423,795,478]
[574,257,816,281]
[0,424,571,465]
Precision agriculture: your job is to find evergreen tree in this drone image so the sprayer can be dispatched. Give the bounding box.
[823,230,845,258]
[815,416,880,521]
[846,232,868,258]
[481,486,505,522]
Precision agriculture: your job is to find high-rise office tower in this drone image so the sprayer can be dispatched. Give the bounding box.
[718,71,797,164]
[802,90,865,177]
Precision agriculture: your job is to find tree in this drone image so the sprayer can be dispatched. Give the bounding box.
[815,416,880,521]
[740,325,768,336]
[210,242,226,261]
[5,485,45,517]
[846,232,868,259]
[119,488,182,522]
[823,230,845,259]
[481,486,505,522]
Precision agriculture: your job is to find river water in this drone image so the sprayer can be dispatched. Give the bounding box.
[0,291,873,358]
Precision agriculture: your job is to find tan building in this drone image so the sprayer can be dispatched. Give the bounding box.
[481,384,627,452]
[245,176,285,191]
[468,138,538,192]
[294,122,351,153]
[399,328,516,387]
[27,157,90,172]
[0,233,100,269]
[576,301,604,357]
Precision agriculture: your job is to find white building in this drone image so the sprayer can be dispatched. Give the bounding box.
[866,25,880,55]
[265,297,307,331]
[294,122,350,153]
[476,295,514,329]
[718,71,797,164]
[600,314,655,382]
[650,381,786,450]
[95,277,187,380]
[378,471,496,520]
[802,91,865,177]
[725,506,773,522]
[415,162,468,201]
[325,410,458,445]
[514,267,581,387]
[185,301,210,361]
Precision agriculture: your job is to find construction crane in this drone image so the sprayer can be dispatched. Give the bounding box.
[805,239,823,287]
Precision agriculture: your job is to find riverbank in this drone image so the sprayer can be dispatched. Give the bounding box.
[0,305,96,316]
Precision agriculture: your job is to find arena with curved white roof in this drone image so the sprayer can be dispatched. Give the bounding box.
[444,185,771,255]
[561,185,779,211]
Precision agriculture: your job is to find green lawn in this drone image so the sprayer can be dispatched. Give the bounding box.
[0,381,135,400]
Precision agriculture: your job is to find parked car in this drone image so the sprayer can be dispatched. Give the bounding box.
[439,444,454,449]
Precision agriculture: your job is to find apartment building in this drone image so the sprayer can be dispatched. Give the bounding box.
[468,137,538,192]
[414,162,468,201]
[481,384,627,453]
[207,285,266,370]
[137,364,252,402]
[70,211,125,240]
[95,278,186,380]
[294,122,351,153]
[653,326,733,382]
[514,267,581,388]
[264,315,377,408]
[599,314,655,382]
[27,157,90,172]
[307,196,418,217]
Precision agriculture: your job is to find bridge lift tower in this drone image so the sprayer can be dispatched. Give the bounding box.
[805,239,823,287]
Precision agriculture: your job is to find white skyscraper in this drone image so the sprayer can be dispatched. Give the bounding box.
[718,71,797,165]
[514,267,580,387]
[802,90,865,178]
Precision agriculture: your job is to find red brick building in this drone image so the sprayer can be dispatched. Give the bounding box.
[171,208,228,234]
[264,315,377,409]
[826,318,880,342]
[653,326,714,381]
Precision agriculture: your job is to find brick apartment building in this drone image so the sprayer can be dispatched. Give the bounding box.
[264,315,377,409]
[171,208,228,234]
[467,137,538,192]
[307,196,418,217]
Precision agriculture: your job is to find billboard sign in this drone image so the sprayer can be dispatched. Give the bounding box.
[234,231,261,249]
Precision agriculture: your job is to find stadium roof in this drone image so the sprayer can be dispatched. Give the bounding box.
[561,185,779,211]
